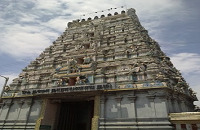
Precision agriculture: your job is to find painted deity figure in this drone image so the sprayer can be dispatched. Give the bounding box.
[69,58,77,66]
[76,75,88,85]
[55,65,62,73]
[83,56,91,64]
[60,77,69,85]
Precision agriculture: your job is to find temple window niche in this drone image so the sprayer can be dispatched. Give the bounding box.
[87,75,94,83]
[83,43,90,49]
[69,77,76,86]
[132,73,137,81]
[144,73,148,80]
[137,74,143,80]
[127,51,131,58]
[77,57,84,64]
[68,75,94,86]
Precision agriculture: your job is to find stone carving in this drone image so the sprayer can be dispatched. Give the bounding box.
[143,82,152,87]
[67,22,73,28]
[19,73,30,84]
[125,84,133,88]
[75,44,83,50]
[4,86,10,91]
[176,78,187,88]
[83,56,92,64]
[60,77,69,85]
[153,80,164,87]
[99,67,106,74]
[55,65,62,73]
[69,58,77,66]
[130,45,139,57]
[76,75,89,85]
[152,72,165,81]
[89,22,95,31]
[53,77,69,86]
[90,42,96,50]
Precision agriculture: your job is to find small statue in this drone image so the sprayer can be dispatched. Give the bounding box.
[60,77,69,85]
[75,44,82,51]
[83,56,91,64]
[69,58,77,66]
[4,86,10,92]
[55,65,62,73]
[76,75,88,85]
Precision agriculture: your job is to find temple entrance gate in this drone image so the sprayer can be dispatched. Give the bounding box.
[56,101,94,130]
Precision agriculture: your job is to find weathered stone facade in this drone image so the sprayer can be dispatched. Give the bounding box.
[0,8,198,130]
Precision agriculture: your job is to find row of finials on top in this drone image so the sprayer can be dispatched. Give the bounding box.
[67,10,127,28]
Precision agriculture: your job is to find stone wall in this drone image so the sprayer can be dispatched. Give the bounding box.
[0,98,42,129]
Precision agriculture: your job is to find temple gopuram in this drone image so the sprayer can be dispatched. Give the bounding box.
[0,8,199,130]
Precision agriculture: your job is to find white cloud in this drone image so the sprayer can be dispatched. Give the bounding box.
[0,0,189,59]
[171,53,200,74]
[41,16,68,32]
[0,24,59,59]
[185,75,200,106]
[34,0,63,11]
[171,53,200,106]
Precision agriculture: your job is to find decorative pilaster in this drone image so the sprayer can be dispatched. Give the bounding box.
[157,93,169,116]
[35,99,47,130]
[115,96,123,118]
[177,99,182,112]
[147,95,156,118]
[94,95,100,117]
[25,99,34,130]
[2,99,14,125]
[166,95,174,113]
[0,102,5,119]
[127,95,137,118]
[172,94,181,112]
[100,96,107,118]
[185,101,190,112]
[180,100,186,112]
[91,95,101,130]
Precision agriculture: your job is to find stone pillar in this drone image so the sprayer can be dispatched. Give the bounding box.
[115,96,123,118]
[157,95,169,117]
[25,99,34,126]
[185,101,190,112]
[91,95,101,130]
[147,95,156,118]
[3,99,13,121]
[171,98,176,113]
[15,100,25,121]
[165,96,171,113]
[177,99,182,112]
[127,96,137,119]
[167,97,174,113]
[0,100,13,121]
[100,96,107,119]
[0,102,5,116]
[35,99,47,130]
[180,100,186,112]
[172,94,181,113]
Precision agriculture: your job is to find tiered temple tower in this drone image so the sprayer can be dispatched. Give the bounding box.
[0,8,197,130]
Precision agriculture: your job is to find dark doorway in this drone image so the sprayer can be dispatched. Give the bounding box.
[56,101,94,130]
[69,77,76,86]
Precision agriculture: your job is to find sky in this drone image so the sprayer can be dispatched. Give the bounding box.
[0,0,200,106]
